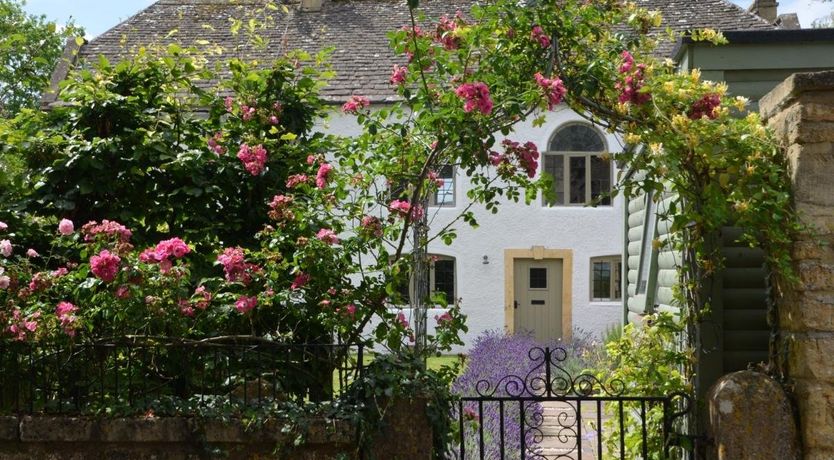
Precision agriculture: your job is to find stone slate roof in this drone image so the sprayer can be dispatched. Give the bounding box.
[75,0,774,103]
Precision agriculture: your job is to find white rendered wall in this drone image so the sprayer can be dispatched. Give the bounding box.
[318,105,623,350]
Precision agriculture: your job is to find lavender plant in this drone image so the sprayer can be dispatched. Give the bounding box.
[449,329,613,458]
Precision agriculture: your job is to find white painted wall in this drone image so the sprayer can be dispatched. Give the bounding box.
[317,104,624,350]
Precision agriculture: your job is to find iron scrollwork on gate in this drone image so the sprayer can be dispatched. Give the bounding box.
[453,347,692,460]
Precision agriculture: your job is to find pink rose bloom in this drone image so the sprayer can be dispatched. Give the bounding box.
[291,272,310,290]
[341,95,370,114]
[534,72,567,110]
[26,248,39,258]
[224,96,234,112]
[90,250,121,283]
[1,239,12,258]
[397,312,409,328]
[56,301,77,318]
[268,115,280,125]
[315,163,333,189]
[316,228,340,245]
[454,82,493,115]
[0,275,9,289]
[306,155,318,165]
[179,299,196,317]
[115,285,131,299]
[80,220,132,242]
[207,132,226,155]
[389,200,423,221]
[531,25,551,48]
[241,105,256,121]
[389,65,407,85]
[0,221,7,231]
[286,174,309,188]
[237,144,268,176]
[360,215,383,238]
[435,311,453,324]
[234,295,258,314]
[341,304,357,317]
[58,218,75,235]
[619,51,634,74]
[193,286,212,310]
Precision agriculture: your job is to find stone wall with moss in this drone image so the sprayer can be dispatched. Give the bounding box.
[0,398,433,460]
[760,70,834,460]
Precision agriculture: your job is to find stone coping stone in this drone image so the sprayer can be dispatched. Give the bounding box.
[8,415,354,445]
[760,70,834,119]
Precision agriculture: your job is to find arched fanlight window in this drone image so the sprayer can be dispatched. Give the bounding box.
[543,123,612,206]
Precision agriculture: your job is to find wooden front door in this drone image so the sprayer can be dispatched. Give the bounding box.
[513,258,564,342]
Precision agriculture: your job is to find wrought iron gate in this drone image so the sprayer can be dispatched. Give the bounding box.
[453,347,691,460]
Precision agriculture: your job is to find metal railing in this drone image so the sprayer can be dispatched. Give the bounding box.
[0,338,364,415]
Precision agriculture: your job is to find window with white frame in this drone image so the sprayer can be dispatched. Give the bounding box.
[543,123,612,206]
[429,165,455,207]
[395,255,456,305]
[590,255,622,301]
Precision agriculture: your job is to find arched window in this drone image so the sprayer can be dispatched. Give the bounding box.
[543,123,612,206]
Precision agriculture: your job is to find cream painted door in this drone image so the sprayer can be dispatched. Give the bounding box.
[513,259,563,342]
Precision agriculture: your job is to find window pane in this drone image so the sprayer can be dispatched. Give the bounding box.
[592,261,611,299]
[590,155,611,205]
[433,165,455,206]
[550,124,605,152]
[529,268,547,289]
[613,260,622,300]
[434,259,455,304]
[569,156,586,204]
[544,155,564,205]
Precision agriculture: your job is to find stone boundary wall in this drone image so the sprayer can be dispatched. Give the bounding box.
[0,398,433,459]
[0,415,355,459]
[760,70,834,460]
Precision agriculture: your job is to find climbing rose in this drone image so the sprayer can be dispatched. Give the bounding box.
[286,174,309,188]
[316,228,340,245]
[0,240,10,257]
[436,311,453,324]
[90,250,121,283]
[268,195,295,222]
[224,96,234,112]
[390,65,407,85]
[534,73,567,110]
[0,222,7,231]
[235,296,257,314]
[237,144,268,176]
[531,25,550,48]
[455,82,493,115]
[55,301,79,337]
[217,247,259,285]
[193,286,212,310]
[688,93,722,120]
[360,215,383,238]
[616,52,651,105]
[501,139,540,178]
[340,304,357,317]
[241,105,256,121]
[0,275,9,289]
[57,219,74,235]
[397,312,409,328]
[140,238,190,273]
[81,220,132,243]
[207,132,226,155]
[619,51,634,74]
[316,163,333,189]
[26,249,39,258]
[179,300,195,318]
[435,14,461,50]
[342,95,370,113]
[291,272,310,290]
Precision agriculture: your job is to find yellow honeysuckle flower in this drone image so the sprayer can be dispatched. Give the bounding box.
[733,96,749,111]
[625,132,642,145]
[672,114,690,130]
